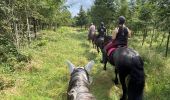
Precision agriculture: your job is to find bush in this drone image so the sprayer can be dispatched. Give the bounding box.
[0,36,31,72]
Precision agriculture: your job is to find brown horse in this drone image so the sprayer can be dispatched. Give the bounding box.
[66,60,96,100]
[88,31,96,48]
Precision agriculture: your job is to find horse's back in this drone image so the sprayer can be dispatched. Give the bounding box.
[113,47,143,68]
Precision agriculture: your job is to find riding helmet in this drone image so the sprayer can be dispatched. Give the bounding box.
[118,16,126,24]
[100,22,104,26]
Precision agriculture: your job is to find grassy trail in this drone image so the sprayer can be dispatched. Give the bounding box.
[0,27,170,100]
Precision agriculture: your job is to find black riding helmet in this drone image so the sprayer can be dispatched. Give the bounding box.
[118,16,126,25]
[100,22,104,26]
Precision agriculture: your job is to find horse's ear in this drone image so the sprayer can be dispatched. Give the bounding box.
[85,60,95,73]
[66,60,75,74]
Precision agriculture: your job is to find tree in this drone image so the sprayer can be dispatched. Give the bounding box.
[138,1,153,45]
[119,0,129,17]
[156,0,170,56]
[76,5,88,28]
[0,0,71,47]
[90,0,118,28]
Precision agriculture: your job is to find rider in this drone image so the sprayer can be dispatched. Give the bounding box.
[112,16,131,47]
[88,23,96,40]
[97,22,107,63]
[105,16,131,53]
[97,22,106,38]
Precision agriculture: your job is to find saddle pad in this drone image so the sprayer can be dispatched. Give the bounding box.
[104,42,112,50]
[107,48,116,56]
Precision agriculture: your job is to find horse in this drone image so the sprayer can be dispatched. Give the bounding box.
[88,30,96,48]
[93,36,104,53]
[66,60,96,100]
[103,35,145,100]
[88,29,105,53]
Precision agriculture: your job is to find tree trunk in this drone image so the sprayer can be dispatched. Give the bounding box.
[26,16,31,42]
[165,32,170,57]
[14,22,19,48]
[149,28,155,47]
[26,1,31,43]
[142,27,147,46]
[33,18,37,38]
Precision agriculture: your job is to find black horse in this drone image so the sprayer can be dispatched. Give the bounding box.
[103,36,145,100]
[66,60,96,100]
[92,35,105,53]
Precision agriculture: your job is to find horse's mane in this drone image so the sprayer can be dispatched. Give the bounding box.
[67,68,95,100]
[69,68,90,88]
[104,35,112,45]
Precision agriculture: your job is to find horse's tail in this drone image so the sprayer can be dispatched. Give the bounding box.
[128,56,145,100]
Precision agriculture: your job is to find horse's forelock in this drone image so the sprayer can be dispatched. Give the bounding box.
[70,68,90,85]
[68,68,94,100]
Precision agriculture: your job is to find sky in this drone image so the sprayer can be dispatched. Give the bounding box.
[65,0,94,17]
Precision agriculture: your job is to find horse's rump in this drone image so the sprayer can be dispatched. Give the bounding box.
[88,31,95,40]
[95,37,104,47]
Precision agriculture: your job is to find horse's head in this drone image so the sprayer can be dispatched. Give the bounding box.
[66,60,95,100]
[66,60,95,80]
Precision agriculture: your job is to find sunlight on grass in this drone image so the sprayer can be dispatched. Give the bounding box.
[0,27,169,99]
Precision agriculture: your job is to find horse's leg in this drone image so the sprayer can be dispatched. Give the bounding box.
[102,49,107,70]
[97,46,100,53]
[92,41,95,48]
[103,54,107,70]
[113,67,119,85]
[95,43,97,49]
[119,72,127,100]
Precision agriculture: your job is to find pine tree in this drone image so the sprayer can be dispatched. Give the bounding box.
[76,5,88,28]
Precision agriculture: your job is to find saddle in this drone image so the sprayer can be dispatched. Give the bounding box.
[104,41,127,56]
[107,48,116,56]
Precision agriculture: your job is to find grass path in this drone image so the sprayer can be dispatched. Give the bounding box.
[0,27,170,100]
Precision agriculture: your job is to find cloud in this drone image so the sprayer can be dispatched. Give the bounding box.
[66,0,94,17]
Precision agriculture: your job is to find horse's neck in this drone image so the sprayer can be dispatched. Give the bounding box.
[72,82,90,93]
[71,76,89,88]
[69,74,90,90]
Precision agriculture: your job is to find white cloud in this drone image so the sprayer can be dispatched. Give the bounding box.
[66,0,94,17]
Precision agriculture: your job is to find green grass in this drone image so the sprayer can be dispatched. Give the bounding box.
[0,27,170,100]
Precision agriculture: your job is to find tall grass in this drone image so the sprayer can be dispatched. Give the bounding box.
[0,27,169,100]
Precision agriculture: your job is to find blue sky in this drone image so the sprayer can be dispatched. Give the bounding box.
[65,0,94,17]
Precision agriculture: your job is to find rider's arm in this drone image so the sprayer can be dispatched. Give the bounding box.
[112,28,118,40]
[105,28,107,36]
[127,28,131,38]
